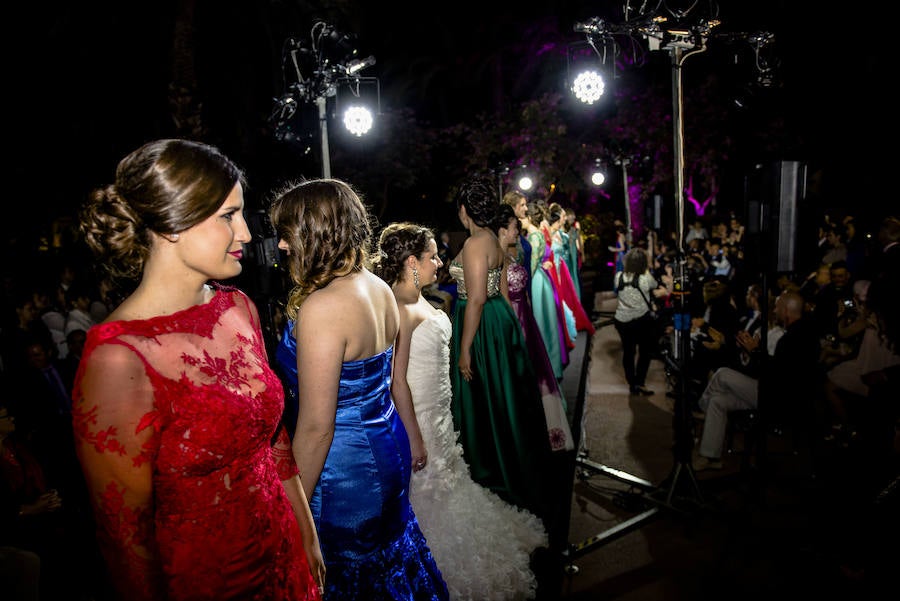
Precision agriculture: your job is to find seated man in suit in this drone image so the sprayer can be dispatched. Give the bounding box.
[693,290,821,470]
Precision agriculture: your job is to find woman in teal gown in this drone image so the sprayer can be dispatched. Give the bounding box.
[522,202,570,379]
[449,176,553,521]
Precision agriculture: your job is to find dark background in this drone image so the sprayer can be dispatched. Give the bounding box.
[5,2,889,250]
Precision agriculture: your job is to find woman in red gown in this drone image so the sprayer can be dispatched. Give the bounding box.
[73,139,324,601]
[545,203,595,337]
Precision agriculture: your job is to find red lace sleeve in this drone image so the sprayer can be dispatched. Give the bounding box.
[72,340,164,601]
[272,422,300,480]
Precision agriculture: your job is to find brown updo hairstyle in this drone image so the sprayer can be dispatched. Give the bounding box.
[268,178,373,319]
[547,202,564,227]
[80,139,244,282]
[455,176,498,228]
[524,201,546,225]
[492,203,518,235]
[372,222,435,287]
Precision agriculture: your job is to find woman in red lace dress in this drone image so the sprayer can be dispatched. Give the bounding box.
[73,139,324,601]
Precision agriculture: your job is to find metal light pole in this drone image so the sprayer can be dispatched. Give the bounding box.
[316,95,332,178]
[618,157,633,246]
[667,39,707,364]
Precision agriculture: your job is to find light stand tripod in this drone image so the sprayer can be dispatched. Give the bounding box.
[563,17,715,571]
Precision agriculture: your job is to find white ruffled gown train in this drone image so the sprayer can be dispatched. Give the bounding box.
[408,311,547,601]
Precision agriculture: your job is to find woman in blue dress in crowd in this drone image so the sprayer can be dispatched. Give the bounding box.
[270,178,448,601]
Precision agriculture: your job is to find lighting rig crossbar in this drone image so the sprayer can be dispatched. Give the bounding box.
[270,21,377,177]
[563,1,775,570]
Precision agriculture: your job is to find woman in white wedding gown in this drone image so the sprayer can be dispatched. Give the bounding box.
[372,222,548,601]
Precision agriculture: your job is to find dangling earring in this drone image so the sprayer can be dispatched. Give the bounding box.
[412,267,420,289]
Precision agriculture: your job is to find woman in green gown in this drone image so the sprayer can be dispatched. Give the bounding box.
[448,176,553,522]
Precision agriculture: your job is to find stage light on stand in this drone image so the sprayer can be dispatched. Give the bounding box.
[270,21,379,177]
[335,76,381,138]
[591,160,607,186]
[573,70,605,104]
[517,174,534,192]
[342,105,373,136]
[568,20,617,106]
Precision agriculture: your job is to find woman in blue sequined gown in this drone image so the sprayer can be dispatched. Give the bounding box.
[270,179,448,601]
[449,177,554,521]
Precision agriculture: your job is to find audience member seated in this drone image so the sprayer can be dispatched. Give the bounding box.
[811,259,854,340]
[798,263,831,306]
[820,223,848,266]
[62,282,97,337]
[0,397,103,600]
[686,278,740,384]
[705,238,733,280]
[5,335,81,502]
[730,283,784,373]
[0,288,55,376]
[694,291,821,470]
[31,280,68,360]
[819,279,870,369]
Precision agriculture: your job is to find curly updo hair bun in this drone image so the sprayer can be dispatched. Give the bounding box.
[455,176,498,228]
[492,203,517,234]
[80,139,243,282]
[525,201,546,225]
[372,222,435,287]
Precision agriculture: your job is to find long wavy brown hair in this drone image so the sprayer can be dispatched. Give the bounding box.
[268,178,373,319]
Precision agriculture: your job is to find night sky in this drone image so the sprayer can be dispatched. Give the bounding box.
[6,1,889,244]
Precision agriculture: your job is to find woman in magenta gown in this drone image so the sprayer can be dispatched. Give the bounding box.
[73,139,323,601]
[496,205,574,452]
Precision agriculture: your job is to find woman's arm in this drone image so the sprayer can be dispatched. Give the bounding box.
[73,343,163,601]
[391,305,427,472]
[292,298,342,499]
[527,231,543,277]
[458,237,489,382]
[281,473,325,590]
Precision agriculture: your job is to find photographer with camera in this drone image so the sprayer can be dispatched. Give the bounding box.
[613,248,667,395]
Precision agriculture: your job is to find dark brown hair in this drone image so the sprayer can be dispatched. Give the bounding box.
[372,222,435,286]
[80,139,244,281]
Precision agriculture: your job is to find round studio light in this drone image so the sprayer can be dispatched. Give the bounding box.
[342,106,373,136]
[591,171,606,186]
[572,70,605,105]
[517,175,534,191]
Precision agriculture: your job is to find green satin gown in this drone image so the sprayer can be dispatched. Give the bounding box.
[448,260,553,521]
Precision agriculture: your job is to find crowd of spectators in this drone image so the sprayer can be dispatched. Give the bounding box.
[634,210,899,583]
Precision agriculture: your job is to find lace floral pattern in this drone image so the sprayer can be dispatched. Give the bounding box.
[72,285,318,601]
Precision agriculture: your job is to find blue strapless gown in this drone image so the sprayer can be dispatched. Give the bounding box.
[276,322,449,601]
